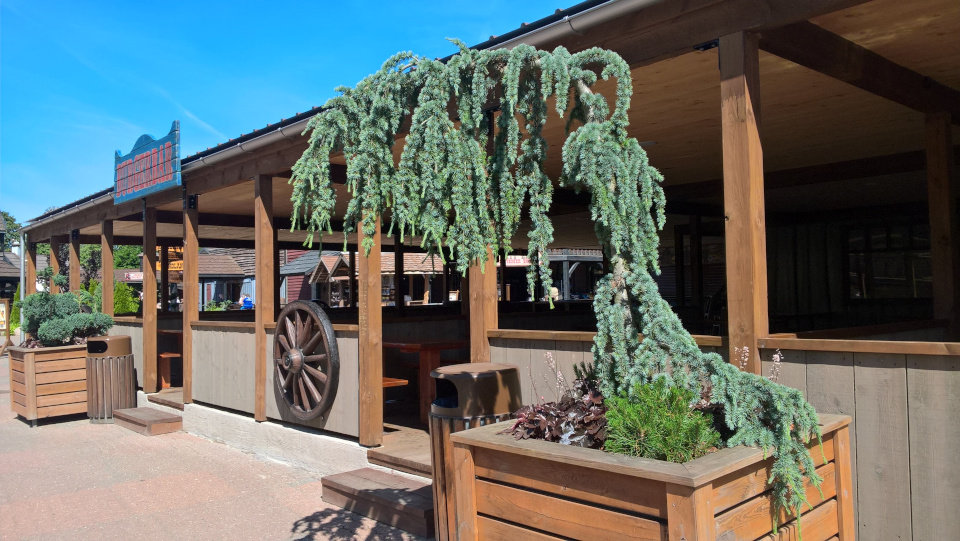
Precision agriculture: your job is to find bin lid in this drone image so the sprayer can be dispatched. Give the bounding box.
[430,362,518,380]
[87,335,132,356]
[430,363,522,418]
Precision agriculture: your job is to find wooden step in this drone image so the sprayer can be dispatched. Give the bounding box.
[147,388,185,411]
[114,407,182,436]
[321,468,434,538]
[367,446,432,479]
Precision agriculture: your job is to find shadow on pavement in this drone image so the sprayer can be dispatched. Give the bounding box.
[290,504,427,540]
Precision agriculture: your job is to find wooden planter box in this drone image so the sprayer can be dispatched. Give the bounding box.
[448,414,853,541]
[8,344,88,425]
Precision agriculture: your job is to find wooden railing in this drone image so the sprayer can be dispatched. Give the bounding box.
[487,328,724,348]
[758,339,959,539]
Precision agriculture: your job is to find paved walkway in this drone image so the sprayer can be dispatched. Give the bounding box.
[0,354,424,541]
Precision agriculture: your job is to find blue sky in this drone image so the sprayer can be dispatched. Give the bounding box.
[1,0,563,225]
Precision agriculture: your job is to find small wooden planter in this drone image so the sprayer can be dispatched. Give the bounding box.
[8,345,88,425]
[448,414,853,541]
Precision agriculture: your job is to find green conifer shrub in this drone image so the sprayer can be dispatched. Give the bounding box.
[605,379,720,463]
[113,282,140,315]
[10,283,21,332]
[18,285,113,346]
[289,42,822,527]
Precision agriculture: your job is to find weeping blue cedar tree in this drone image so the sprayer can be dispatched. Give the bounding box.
[289,42,822,528]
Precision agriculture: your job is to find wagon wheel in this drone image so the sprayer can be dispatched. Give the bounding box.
[273,300,340,420]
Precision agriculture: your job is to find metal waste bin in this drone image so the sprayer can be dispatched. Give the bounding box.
[86,335,136,423]
[429,363,521,541]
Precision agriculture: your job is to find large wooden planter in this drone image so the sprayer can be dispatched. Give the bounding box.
[8,344,88,425]
[448,414,853,541]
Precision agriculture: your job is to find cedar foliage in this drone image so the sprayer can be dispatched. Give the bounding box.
[290,42,821,524]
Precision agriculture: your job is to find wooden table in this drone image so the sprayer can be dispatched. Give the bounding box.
[382,340,467,424]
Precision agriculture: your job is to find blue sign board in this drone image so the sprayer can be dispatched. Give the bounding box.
[114,121,181,204]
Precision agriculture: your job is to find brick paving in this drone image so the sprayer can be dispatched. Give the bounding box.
[0,353,425,541]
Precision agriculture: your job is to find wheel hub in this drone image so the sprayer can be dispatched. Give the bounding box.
[282,349,304,373]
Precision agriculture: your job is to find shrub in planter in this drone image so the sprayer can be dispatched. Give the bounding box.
[17,274,113,347]
[289,41,828,530]
[37,313,113,346]
[605,379,720,463]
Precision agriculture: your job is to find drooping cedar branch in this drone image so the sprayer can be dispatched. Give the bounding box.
[290,42,821,527]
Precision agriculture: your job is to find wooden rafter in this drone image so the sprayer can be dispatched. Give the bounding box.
[664,146,960,202]
[759,21,960,123]
[534,0,868,67]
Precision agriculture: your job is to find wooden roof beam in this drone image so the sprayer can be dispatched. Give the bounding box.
[533,0,868,68]
[759,21,960,124]
[665,146,960,202]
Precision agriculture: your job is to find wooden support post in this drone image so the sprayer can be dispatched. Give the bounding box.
[834,426,856,540]
[254,175,276,422]
[143,206,158,393]
[68,230,80,292]
[160,245,169,312]
[691,216,704,333]
[674,226,686,307]
[562,260,571,301]
[358,218,383,447]
[101,221,114,316]
[24,241,37,297]
[926,112,960,338]
[49,237,61,292]
[720,31,768,374]
[499,250,507,302]
[690,215,703,312]
[665,483,714,541]
[182,192,199,404]
[452,442,478,540]
[468,248,498,363]
[394,234,404,311]
[349,250,357,308]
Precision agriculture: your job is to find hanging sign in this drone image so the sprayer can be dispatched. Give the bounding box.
[114,120,181,204]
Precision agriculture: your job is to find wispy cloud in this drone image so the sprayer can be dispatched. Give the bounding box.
[147,84,228,141]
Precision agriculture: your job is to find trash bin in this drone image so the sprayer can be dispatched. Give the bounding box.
[429,363,521,541]
[86,335,136,423]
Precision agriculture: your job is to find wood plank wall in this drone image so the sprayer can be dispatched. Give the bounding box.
[191,326,257,414]
[760,344,960,540]
[109,322,144,388]
[489,337,726,408]
[264,329,361,438]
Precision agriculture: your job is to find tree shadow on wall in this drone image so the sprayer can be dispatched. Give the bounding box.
[288,488,432,541]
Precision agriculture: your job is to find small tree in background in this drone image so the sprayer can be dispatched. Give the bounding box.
[113,282,140,315]
[1,211,21,251]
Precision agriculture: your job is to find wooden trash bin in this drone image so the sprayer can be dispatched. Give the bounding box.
[86,335,136,423]
[429,363,521,541]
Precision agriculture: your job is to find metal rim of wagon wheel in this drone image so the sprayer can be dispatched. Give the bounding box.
[273,300,340,420]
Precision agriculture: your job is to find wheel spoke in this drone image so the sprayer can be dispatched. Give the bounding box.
[299,318,313,348]
[302,372,322,404]
[303,353,328,364]
[277,334,292,354]
[282,367,295,390]
[302,331,324,355]
[302,363,328,385]
[284,316,298,349]
[295,312,304,344]
[292,376,301,408]
[297,374,311,410]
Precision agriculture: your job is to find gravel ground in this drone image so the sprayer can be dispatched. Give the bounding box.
[0,353,426,541]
